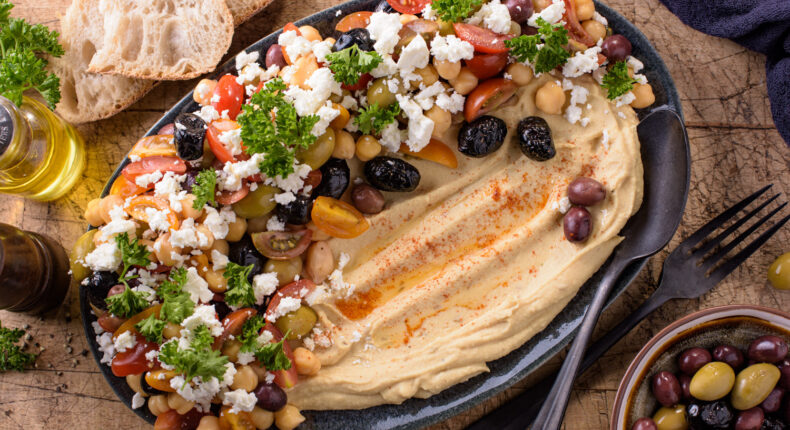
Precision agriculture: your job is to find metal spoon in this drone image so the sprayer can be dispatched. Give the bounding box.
[530,108,690,430]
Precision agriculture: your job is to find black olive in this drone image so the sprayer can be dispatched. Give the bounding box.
[312,158,350,199]
[275,195,314,225]
[333,28,374,52]
[214,300,232,321]
[173,113,206,161]
[85,271,119,311]
[458,115,507,158]
[688,401,734,430]
[761,417,786,430]
[517,116,556,161]
[373,1,395,12]
[140,373,167,396]
[364,156,421,192]
[228,235,265,281]
[179,169,199,193]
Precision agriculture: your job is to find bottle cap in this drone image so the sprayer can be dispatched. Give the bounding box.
[0,103,12,156]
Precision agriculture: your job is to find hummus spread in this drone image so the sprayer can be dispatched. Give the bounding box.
[289,73,644,410]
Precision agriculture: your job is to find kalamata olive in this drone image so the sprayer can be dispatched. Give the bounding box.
[312,158,350,200]
[778,360,790,389]
[173,113,206,161]
[690,362,736,401]
[653,371,682,407]
[760,417,786,430]
[85,271,120,311]
[333,28,374,52]
[687,401,735,430]
[731,363,781,410]
[457,115,508,158]
[748,336,789,363]
[679,347,713,375]
[158,123,175,135]
[364,156,421,192]
[504,0,533,23]
[351,183,386,214]
[714,345,746,370]
[228,235,265,281]
[275,195,314,225]
[653,405,688,430]
[601,34,632,62]
[568,177,606,206]
[563,207,592,242]
[107,284,126,298]
[517,116,556,161]
[373,0,395,12]
[631,417,657,430]
[760,387,784,413]
[735,407,764,430]
[679,373,692,401]
[265,44,286,69]
[254,382,287,411]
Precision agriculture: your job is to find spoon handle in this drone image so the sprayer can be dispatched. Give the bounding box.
[531,257,629,430]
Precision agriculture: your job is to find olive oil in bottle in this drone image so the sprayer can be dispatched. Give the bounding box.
[0,95,86,201]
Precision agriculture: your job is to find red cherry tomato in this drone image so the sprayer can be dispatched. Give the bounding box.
[453,23,514,54]
[262,322,299,388]
[97,314,125,333]
[111,334,158,377]
[207,119,242,164]
[264,280,317,323]
[464,78,518,122]
[465,52,510,80]
[335,11,373,32]
[211,74,245,120]
[563,0,596,47]
[154,408,206,430]
[212,308,257,350]
[216,183,251,206]
[121,156,187,184]
[385,0,430,14]
[341,73,373,92]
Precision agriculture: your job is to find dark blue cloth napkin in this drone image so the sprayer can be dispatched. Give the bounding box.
[658,0,790,145]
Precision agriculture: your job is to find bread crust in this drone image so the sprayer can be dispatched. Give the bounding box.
[227,0,276,26]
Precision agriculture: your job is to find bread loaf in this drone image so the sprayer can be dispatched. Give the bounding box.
[227,0,276,26]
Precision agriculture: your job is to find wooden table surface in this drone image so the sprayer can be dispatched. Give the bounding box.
[1,0,788,429]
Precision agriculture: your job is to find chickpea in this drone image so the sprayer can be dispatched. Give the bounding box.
[508,21,522,37]
[210,239,230,257]
[126,373,147,397]
[582,20,606,42]
[449,67,479,96]
[167,392,195,415]
[148,394,170,416]
[221,338,242,362]
[356,135,382,162]
[197,415,221,430]
[84,198,104,227]
[205,268,228,292]
[425,105,452,138]
[409,65,439,90]
[330,103,350,129]
[506,62,534,87]
[305,241,334,283]
[194,225,215,251]
[274,404,305,430]
[225,217,247,242]
[630,82,656,109]
[154,233,181,267]
[250,407,274,430]
[535,81,566,115]
[298,25,322,42]
[163,322,181,339]
[399,14,418,25]
[230,365,259,392]
[99,195,124,224]
[306,221,332,241]
[332,130,356,159]
[293,347,321,376]
[193,79,217,105]
[575,0,595,21]
[246,215,270,234]
[433,58,461,80]
[181,194,204,220]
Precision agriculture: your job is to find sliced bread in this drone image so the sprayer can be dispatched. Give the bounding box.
[86,0,234,80]
[226,0,276,26]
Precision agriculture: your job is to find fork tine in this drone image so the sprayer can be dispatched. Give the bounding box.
[694,194,782,257]
[701,202,788,272]
[680,184,773,249]
[707,213,790,285]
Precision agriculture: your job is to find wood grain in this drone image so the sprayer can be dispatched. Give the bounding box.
[1,1,788,429]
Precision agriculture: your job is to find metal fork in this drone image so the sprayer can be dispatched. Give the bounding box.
[468,185,790,430]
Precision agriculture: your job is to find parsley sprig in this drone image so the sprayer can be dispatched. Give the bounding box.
[430,0,482,23]
[105,233,151,318]
[157,267,195,324]
[223,262,256,308]
[191,169,217,210]
[601,61,637,100]
[325,45,382,86]
[135,314,166,343]
[354,102,401,136]
[158,325,229,383]
[0,323,37,372]
[238,315,292,371]
[237,78,320,178]
[0,0,64,108]
[505,18,570,74]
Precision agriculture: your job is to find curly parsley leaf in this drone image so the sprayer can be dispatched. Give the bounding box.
[0,323,37,372]
[158,325,228,382]
[238,316,292,371]
[223,262,256,308]
[354,102,401,136]
[135,314,166,343]
[114,232,150,287]
[430,0,483,23]
[191,169,217,210]
[325,45,382,85]
[105,286,150,318]
[157,267,188,298]
[505,18,570,74]
[0,0,64,108]
[157,267,194,324]
[238,77,320,178]
[601,60,637,100]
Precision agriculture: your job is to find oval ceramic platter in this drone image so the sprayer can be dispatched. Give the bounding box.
[80,1,689,428]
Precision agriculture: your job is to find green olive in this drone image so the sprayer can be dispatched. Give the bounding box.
[232,185,280,219]
[274,305,317,340]
[768,252,790,290]
[264,257,303,287]
[731,363,781,410]
[437,20,455,36]
[200,139,216,169]
[70,229,97,282]
[297,128,335,170]
[367,78,398,108]
[653,405,688,430]
[689,361,735,401]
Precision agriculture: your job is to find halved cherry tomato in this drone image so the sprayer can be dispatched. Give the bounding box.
[453,23,515,54]
[251,230,313,260]
[207,119,242,164]
[265,279,317,321]
[211,74,245,121]
[563,0,596,47]
[218,405,256,430]
[121,156,187,184]
[400,139,458,169]
[216,183,250,206]
[335,11,373,32]
[144,369,177,393]
[262,322,299,388]
[341,73,373,92]
[154,408,206,430]
[111,334,159,377]
[110,175,148,199]
[125,196,181,231]
[97,314,125,333]
[113,305,162,339]
[283,22,301,35]
[129,135,177,158]
[464,78,518,122]
[212,308,257,350]
[385,0,430,14]
[466,52,510,80]
[311,196,370,239]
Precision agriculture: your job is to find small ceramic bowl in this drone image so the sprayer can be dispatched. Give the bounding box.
[610,305,790,430]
